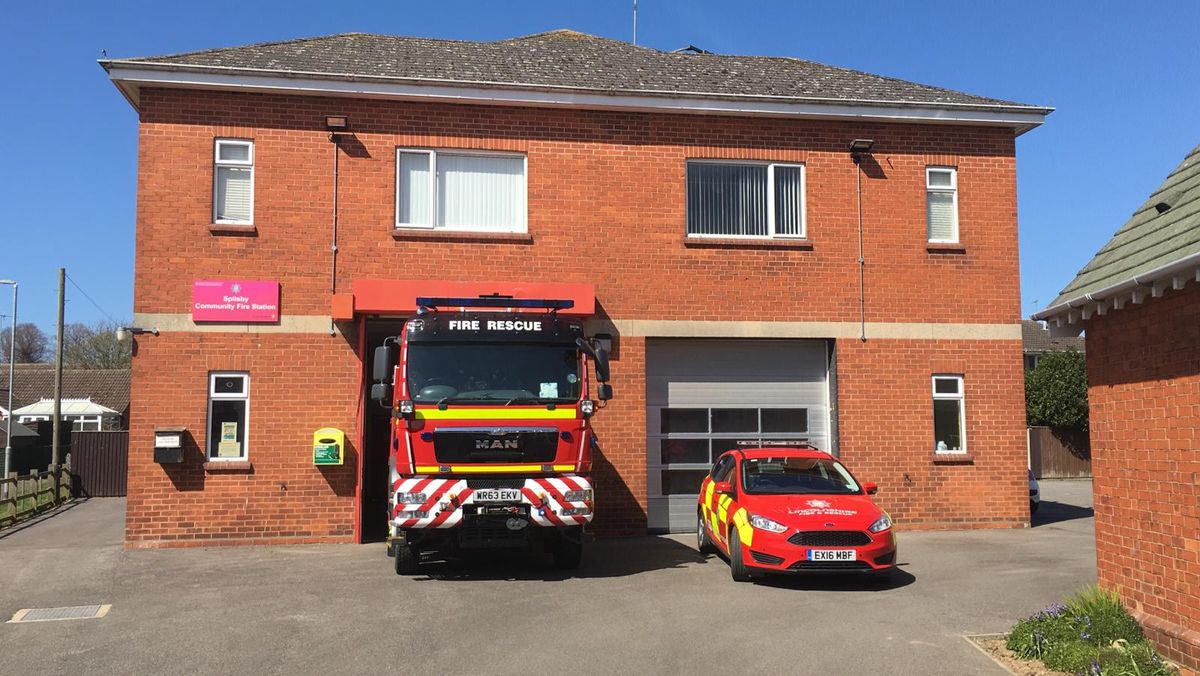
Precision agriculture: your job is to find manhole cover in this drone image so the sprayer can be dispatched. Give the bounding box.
[8,604,111,623]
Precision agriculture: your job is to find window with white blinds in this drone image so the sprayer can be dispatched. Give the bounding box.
[687,161,806,238]
[926,167,958,243]
[213,140,254,224]
[396,149,527,232]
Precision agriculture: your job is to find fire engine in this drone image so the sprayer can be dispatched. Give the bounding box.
[370,292,612,574]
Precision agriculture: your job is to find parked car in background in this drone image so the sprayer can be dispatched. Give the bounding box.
[1029,469,1041,514]
[696,446,896,582]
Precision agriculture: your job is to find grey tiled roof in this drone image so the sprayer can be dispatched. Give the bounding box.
[1021,320,1085,354]
[1045,144,1200,309]
[107,30,1046,112]
[0,365,130,416]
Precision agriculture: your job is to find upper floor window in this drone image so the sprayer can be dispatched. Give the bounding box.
[396,149,527,233]
[213,139,254,224]
[686,161,806,239]
[926,167,958,243]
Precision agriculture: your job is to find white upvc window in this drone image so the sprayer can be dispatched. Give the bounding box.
[207,372,250,460]
[69,415,102,432]
[686,160,806,239]
[395,149,527,233]
[926,167,958,243]
[213,139,255,224]
[932,375,966,453]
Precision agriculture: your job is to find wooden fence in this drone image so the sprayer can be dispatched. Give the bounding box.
[1028,426,1092,479]
[70,431,128,498]
[1,466,72,528]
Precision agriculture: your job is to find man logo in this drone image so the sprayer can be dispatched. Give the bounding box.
[476,439,519,450]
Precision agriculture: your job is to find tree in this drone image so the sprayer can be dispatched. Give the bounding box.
[61,320,131,369]
[0,323,50,363]
[1026,349,1089,430]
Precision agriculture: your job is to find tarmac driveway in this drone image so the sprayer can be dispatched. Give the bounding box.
[0,481,1095,675]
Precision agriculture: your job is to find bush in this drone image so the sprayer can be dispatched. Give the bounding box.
[1006,586,1176,676]
[1026,349,1089,429]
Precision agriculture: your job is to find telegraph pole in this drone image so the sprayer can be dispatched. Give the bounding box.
[52,268,64,476]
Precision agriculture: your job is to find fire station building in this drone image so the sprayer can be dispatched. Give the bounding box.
[101,30,1050,546]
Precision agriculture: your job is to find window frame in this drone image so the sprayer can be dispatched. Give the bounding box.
[925,166,959,243]
[207,371,250,461]
[685,159,807,240]
[931,374,967,454]
[213,139,255,225]
[394,147,528,233]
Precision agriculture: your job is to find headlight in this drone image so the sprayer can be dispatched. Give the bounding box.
[869,514,893,533]
[580,399,596,416]
[395,492,427,504]
[563,489,593,503]
[398,400,415,415]
[749,514,788,533]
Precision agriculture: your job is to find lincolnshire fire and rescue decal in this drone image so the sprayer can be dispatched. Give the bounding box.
[786,499,858,517]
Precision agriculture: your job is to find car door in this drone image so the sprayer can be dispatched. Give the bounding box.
[701,454,738,551]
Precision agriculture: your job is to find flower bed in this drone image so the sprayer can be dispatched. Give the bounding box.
[1006,586,1177,675]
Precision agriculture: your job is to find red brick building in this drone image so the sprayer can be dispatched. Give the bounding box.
[101,30,1049,548]
[1035,144,1200,670]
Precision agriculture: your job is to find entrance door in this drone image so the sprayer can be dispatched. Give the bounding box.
[645,339,831,532]
[361,319,405,542]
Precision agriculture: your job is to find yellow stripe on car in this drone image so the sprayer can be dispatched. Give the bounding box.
[732,508,754,547]
[414,408,577,420]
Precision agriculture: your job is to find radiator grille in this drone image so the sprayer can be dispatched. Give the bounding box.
[788,531,871,547]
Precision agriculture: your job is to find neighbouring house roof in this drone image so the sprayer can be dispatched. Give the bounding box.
[1035,144,1200,333]
[0,365,131,416]
[1021,320,1085,353]
[99,30,1051,133]
[14,398,119,418]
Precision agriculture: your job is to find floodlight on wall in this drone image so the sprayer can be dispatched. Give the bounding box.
[115,326,159,341]
[848,139,875,153]
[324,115,349,132]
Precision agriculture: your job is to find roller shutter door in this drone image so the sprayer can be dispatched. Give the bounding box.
[645,339,831,532]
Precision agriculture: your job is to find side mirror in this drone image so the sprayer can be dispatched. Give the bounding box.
[370,383,392,404]
[713,481,733,495]
[597,383,614,402]
[594,346,611,383]
[862,482,878,495]
[373,343,396,384]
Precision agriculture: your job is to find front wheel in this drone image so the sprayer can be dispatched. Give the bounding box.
[697,512,717,555]
[394,542,420,575]
[728,528,751,582]
[552,529,583,570]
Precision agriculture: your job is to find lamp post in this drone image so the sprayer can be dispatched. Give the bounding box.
[0,279,16,497]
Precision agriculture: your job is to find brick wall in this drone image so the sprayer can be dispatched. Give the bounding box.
[128,88,1029,546]
[1085,281,1200,671]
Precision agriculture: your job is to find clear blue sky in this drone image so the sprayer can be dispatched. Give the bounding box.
[2,0,1198,329]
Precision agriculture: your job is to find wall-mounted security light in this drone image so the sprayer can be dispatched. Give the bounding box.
[115,327,159,341]
[324,115,349,131]
[848,139,875,153]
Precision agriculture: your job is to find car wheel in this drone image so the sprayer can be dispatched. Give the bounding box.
[697,512,717,555]
[394,542,420,575]
[728,527,752,582]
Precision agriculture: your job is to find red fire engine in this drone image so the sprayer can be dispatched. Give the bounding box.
[370,292,612,574]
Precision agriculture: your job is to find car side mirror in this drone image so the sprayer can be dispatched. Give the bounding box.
[862,482,878,495]
[597,383,614,401]
[373,343,396,384]
[370,383,393,405]
[713,481,733,495]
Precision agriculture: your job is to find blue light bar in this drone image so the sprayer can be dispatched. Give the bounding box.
[416,296,575,310]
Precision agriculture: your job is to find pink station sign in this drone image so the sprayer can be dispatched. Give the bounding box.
[192,280,280,323]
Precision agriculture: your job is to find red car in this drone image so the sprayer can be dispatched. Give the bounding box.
[696,446,897,581]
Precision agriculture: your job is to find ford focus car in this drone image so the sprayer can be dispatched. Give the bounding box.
[696,446,897,581]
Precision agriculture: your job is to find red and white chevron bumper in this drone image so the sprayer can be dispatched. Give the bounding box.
[391,475,594,530]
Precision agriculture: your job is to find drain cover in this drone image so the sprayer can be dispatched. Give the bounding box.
[8,604,111,623]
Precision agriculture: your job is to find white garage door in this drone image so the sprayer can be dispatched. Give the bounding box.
[645,339,831,533]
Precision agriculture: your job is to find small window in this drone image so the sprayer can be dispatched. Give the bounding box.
[396,149,527,233]
[208,372,249,460]
[686,161,806,238]
[1024,355,1039,371]
[932,375,966,453]
[214,140,254,224]
[926,167,958,243]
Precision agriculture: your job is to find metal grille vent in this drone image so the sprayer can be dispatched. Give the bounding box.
[8,604,111,623]
[788,531,871,547]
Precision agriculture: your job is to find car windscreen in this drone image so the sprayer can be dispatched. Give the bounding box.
[406,342,581,404]
[741,457,862,495]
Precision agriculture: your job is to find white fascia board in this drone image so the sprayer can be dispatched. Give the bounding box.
[103,64,1049,133]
